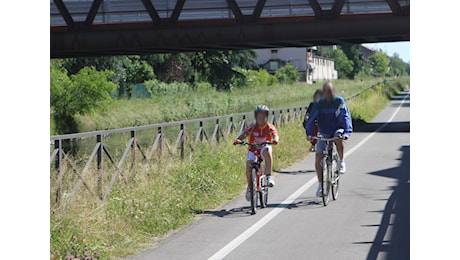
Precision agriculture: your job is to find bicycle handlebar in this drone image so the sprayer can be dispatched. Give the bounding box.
[311,135,343,142]
[238,141,273,148]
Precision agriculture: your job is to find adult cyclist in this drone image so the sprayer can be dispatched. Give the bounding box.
[233,105,279,201]
[306,82,353,197]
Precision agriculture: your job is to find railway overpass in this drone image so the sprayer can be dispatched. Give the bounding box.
[50,0,409,58]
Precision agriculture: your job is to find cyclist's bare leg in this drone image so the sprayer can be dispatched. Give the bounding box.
[262,148,273,175]
[315,153,323,182]
[245,160,252,186]
[335,139,344,160]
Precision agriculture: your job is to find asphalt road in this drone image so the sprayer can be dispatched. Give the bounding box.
[130,91,410,260]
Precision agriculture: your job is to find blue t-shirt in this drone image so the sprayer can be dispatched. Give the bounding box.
[305,96,353,136]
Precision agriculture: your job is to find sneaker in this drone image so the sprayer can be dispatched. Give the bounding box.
[245,188,251,201]
[316,184,322,197]
[267,176,275,187]
[309,146,315,152]
[339,160,346,174]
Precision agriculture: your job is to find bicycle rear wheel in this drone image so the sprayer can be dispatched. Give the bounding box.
[250,168,258,215]
[331,152,340,200]
[259,174,268,208]
[321,157,331,206]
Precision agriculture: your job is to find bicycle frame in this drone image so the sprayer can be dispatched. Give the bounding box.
[238,142,271,214]
[313,136,340,164]
[313,135,341,205]
[251,149,264,191]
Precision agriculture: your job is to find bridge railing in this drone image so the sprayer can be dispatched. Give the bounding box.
[50,105,306,210]
[50,0,401,26]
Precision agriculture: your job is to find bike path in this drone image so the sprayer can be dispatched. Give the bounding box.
[129,91,410,260]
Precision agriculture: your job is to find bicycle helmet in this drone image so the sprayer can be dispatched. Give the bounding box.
[254,104,270,117]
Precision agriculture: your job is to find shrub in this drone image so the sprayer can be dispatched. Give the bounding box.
[275,63,300,84]
[261,70,279,86]
[235,68,278,87]
[50,66,116,134]
[144,79,190,96]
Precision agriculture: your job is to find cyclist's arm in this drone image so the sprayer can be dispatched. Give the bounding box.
[236,132,248,141]
[269,124,279,144]
[236,124,254,141]
[337,100,353,137]
[304,102,314,121]
[272,135,279,144]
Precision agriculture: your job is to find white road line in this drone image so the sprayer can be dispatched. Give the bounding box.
[208,92,410,260]
[208,177,317,260]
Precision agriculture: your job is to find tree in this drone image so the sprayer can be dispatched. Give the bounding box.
[369,51,389,77]
[50,66,116,134]
[332,49,354,79]
[388,53,407,77]
[51,66,74,133]
[192,50,257,90]
[61,56,155,98]
[61,56,130,86]
[142,53,193,83]
[319,48,353,79]
[275,63,300,84]
[125,56,154,84]
[341,44,370,79]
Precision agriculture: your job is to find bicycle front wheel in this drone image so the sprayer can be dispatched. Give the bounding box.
[331,152,340,200]
[250,168,258,215]
[259,174,268,208]
[321,157,331,206]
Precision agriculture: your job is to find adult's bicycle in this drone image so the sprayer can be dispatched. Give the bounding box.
[237,142,271,215]
[313,135,342,206]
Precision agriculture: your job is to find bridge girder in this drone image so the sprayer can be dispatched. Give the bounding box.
[50,0,410,58]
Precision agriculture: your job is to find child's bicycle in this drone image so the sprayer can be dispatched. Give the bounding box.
[237,142,272,215]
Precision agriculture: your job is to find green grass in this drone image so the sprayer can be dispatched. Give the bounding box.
[348,77,410,123]
[72,78,382,133]
[50,77,409,259]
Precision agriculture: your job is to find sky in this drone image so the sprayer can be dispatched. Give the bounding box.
[363,41,410,63]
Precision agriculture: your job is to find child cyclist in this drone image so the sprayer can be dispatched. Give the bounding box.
[233,105,279,201]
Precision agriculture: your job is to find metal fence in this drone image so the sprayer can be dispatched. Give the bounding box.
[50,105,306,210]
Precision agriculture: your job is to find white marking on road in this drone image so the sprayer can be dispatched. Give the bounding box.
[208,92,410,260]
[208,177,317,260]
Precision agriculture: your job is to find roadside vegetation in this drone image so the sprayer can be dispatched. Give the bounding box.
[74,78,381,133]
[348,77,410,124]
[50,77,409,259]
[50,46,409,135]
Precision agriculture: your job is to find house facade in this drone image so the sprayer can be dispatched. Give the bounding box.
[254,47,337,84]
[307,53,338,84]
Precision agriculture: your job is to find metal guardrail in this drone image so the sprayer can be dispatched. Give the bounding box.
[50,80,386,210]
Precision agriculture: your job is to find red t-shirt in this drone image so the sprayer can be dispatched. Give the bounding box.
[243,123,278,152]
